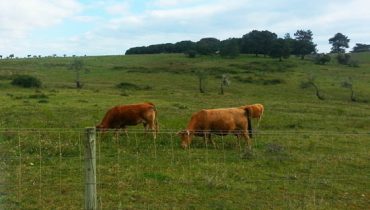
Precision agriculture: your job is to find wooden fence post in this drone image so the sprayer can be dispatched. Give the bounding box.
[84,127,97,210]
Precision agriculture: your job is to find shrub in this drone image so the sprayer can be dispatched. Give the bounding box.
[314,53,331,65]
[38,99,49,103]
[348,60,360,67]
[336,53,360,67]
[116,82,152,90]
[11,75,42,88]
[172,103,188,109]
[336,53,351,65]
[186,50,197,58]
[29,93,48,99]
[116,82,141,90]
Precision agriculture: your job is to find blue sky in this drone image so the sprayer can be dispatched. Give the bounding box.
[0,0,369,57]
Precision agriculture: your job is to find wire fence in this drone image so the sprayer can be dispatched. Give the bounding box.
[0,129,369,209]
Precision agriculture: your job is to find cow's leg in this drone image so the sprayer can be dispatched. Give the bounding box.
[256,110,263,128]
[209,134,217,149]
[203,134,208,148]
[147,121,156,139]
[235,133,242,152]
[111,128,120,141]
[203,132,216,149]
[143,123,149,138]
[121,127,129,138]
[242,131,252,153]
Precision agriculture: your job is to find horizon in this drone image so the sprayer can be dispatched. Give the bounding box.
[0,0,369,57]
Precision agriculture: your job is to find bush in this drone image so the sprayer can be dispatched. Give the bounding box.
[11,75,42,88]
[336,53,351,65]
[186,50,197,58]
[336,53,360,67]
[116,82,152,90]
[314,53,331,65]
[348,60,360,67]
[116,82,141,90]
[29,93,48,99]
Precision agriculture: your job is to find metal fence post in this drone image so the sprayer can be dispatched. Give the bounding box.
[84,127,97,210]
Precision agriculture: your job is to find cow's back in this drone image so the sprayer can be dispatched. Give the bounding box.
[188,108,247,131]
[98,102,155,128]
[206,108,247,131]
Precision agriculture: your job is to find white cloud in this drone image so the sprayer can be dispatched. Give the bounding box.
[151,0,204,7]
[149,0,246,20]
[107,15,144,30]
[105,2,130,15]
[72,15,101,23]
[0,0,82,55]
[0,0,81,30]
[75,0,370,54]
[1,0,369,56]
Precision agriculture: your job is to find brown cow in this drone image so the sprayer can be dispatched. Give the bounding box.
[240,103,264,127]
[96,102,158,138]
[178,107,252,150]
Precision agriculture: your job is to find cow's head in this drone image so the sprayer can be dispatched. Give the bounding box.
[176,130,192,149]
[95,124,107,132]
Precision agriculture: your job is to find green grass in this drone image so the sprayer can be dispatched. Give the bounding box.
[0,53,369,209]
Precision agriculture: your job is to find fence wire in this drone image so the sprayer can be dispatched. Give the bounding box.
[0,129,369,209]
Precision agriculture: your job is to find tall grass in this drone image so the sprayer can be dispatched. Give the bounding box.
[0,53,369,209]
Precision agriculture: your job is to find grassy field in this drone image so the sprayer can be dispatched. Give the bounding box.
[0,53,369,209]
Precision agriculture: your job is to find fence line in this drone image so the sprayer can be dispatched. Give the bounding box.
[0,129,369,209]
[0,127,369,135]
[17,132,21,205]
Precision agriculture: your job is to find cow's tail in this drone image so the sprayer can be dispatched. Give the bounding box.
[257,105,264,128]
[244,107,253,138]
[152,104,159,134]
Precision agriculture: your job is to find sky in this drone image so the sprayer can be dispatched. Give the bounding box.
[0,0,369,57]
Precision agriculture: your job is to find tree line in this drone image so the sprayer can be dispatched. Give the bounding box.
[125,30,369,61]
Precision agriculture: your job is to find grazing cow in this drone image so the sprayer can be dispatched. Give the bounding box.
[178,107,252,150]
[240,103,264,127]
[96,102,158,138]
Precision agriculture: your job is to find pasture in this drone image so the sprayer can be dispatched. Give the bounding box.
[0,53,369,209]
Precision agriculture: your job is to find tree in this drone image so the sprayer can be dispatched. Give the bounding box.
[284,33,295,48]
[336,53,351,65]
[220,74,230,95]
[174,40,196,53]
[186,50,197,58]
[300,75,324,100]
[329,33,350,53]
[351,43,370,53]
[9,54,14,59]
[195,70,208,93]
[196,38,220,55]
[292,30,316,59]
[219,38,240,58]
[241,30,277,56]
[11,75,42,88]
[259,30,278,57]
[341,77,356,102]
[269,38,290,61]
[314,53,331,65]
[68,59,88,88]
[241,30,259,55]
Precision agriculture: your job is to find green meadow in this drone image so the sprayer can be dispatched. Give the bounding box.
[0,53,369,209]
